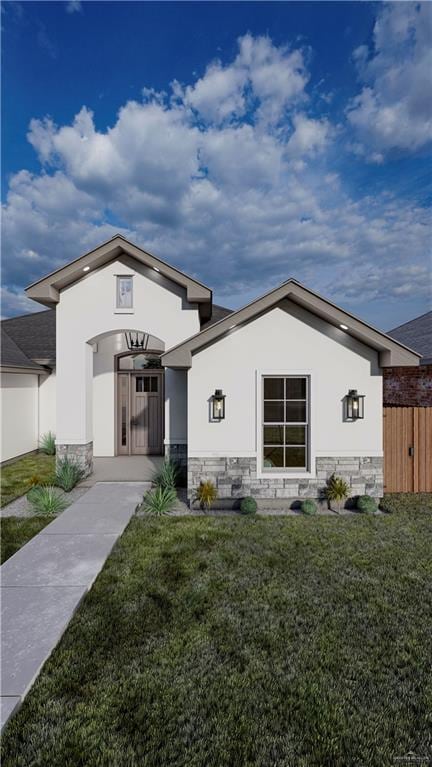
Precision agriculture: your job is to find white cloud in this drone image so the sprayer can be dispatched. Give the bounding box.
[178,33,309,126]
[22,249,42,261]
[286,114,332,156]
[1,287,42,319]
[326,261,432,305]
[66,1,82,13]
[237,34,309,124]
[347,2,432,156]
[2,32,430,321]
[179,62,246,124]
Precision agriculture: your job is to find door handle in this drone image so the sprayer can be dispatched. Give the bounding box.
[408,446,414,457]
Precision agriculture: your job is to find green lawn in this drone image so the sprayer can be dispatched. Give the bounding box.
[1,516,53,564]
[2,497,432,767]
[1,453,55,507]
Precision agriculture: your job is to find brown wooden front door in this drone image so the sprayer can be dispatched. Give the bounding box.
[117,371,163,455]
[383,407,432,492]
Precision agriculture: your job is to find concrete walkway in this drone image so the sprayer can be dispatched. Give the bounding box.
[0,481,149,732]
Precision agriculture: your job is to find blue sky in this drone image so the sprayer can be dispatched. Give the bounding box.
[2,1,431,329]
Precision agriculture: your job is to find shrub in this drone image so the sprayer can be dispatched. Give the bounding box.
[39,432,56,455]
[357,494,378,514]
[27,485,68,515]
[144,486,177,516]
[240,496,257,515]
[325,474,350,511]
[378,493,432,514]
[301,499,317,515]
[55,457,85,492]
[154,460,179,490]
[195,480,218,510]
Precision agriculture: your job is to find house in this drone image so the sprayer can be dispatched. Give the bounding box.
[0,235,420,502]
[384,311,432,408]
[388,311,432,365]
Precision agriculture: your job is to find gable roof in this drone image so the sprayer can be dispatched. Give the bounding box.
[25,234,212,320]
[387,310,432,365]
[0,302,228,367]
[1,327,45,371]
[1,309,56,364]
[162,278,421,369]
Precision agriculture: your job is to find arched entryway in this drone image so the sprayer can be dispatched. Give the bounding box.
[87,328,166,458]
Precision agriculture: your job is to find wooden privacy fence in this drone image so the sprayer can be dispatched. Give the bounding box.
[383,407,432,493]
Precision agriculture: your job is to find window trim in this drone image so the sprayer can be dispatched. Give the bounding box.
[116,275,134,311]
[256,369,315,479]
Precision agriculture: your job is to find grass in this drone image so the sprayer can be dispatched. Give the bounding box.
[1,516,52,564]
[2,495,432,766]
[1,453,55,508]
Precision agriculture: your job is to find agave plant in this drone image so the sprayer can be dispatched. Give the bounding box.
[27,485,68,515]
[55,456,85,492]
[325,474,350,512]
[39,431,56,456]
[144,486,177,516]
[154,460,179,491]
[195,480,218,510]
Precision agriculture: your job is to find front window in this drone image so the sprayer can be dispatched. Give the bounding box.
[262,376,308,470]
[116,276,133,309]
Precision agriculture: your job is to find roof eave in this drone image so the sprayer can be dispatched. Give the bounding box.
[0,365,45,374]
[162,281,421,369]
[25,235,212,308]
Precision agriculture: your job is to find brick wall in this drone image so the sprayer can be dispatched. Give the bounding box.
[383,365,432,407]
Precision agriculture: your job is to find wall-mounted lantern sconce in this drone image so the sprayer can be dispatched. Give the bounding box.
[346,389,365,420]
[124,331,149,351]
[212,389,226,420]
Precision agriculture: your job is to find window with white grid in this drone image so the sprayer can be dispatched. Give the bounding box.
[262,376,309,470]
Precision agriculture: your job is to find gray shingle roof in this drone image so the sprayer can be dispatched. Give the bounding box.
[201,304,232,329]
[1,327,44,370]
[1,309,56,364]
[388,311,432,365]
[0,303,228,366]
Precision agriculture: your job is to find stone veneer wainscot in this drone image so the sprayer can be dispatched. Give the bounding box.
[188,456,384,503]
[165,443,188,467]
[56,442,93,478]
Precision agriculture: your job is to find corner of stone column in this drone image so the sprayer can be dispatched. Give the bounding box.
[56,441,93,478]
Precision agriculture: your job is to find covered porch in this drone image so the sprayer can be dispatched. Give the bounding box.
[56,326,188,476]
[83,455,164,484]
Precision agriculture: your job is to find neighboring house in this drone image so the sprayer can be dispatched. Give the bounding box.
[0,235,420,501]
[384,311,432,408]
[388,311,432,365]
[1,314,56,462]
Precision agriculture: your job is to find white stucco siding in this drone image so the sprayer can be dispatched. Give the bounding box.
[1,373,39,462]
[188,300,383,470]
[39,370,56,437]
[93,336,117,456]
[165,369,188,445]
[57,255,200,450]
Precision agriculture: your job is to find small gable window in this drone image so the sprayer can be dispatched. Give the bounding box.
[116,276,133,309]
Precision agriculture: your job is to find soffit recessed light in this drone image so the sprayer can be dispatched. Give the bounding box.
[83,266,90,272]
[340,324,348,330]
[153,267,160,272]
